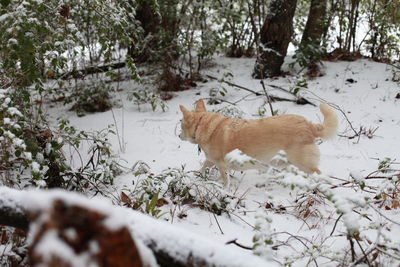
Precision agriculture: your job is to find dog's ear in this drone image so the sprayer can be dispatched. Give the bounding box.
[195,99,206,112]
[179,105,191,118]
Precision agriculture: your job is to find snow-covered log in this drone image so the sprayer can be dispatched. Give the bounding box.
[0,186,275,267]
[0,188,29,231]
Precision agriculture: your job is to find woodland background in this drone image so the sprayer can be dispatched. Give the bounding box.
[0,0,400,266]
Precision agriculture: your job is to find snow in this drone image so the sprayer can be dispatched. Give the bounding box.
[2,55,400,265]
[0,13,11,23]
[31,162,40,173]
[44,56,399,265]
[125,207,274,267]
[35,230,95,266]
[3,131,15,139]
[3,97,11,105]
[7,107,23,117]
[0,187,25,215]
[224,149,268,170]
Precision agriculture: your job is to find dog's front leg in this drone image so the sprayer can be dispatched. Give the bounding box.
[200,159,214,174]
[216,162,229,187]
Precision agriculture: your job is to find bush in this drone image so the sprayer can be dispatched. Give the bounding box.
[0,89,123,191]
[66,80,115,116]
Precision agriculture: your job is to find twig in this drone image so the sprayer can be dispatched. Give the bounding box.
[348,234,356,262]
[386,62,400,70]
[205,73,316,106]
[267,84,316,106]
[355,238,372,267]
[170,204,178,224]
[330,172,398,190]
[234,188,250,209]
[201,97,237,106]
[330,214,343,236]
[368,204,400,226]
[111,108,124,153]
[350,245,378,267]
[213,213,224,235]
[56,62,127,79]
[260,79,275,115]
[277,231,320,267]
[375,247,400,261]
[229,212,255,229]
[365,168,399,178]
[370,158,400,165]
[225,239,253,250]
[205,74,261,96]
[277,231,311,249]
[329,175,349,183]
[352,209,372,222]
[301,90,359,138]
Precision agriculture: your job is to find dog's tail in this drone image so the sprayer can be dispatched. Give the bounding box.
[313,104,338,139]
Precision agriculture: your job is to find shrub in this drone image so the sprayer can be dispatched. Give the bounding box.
[122,165,235,216]
[0,89,123,191]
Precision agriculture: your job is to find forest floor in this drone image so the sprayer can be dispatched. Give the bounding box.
[48,56,400,266]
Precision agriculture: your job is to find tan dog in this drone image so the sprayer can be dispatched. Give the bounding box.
[179,100,338,186]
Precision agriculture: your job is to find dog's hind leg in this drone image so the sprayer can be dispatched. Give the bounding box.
[285,144,321,174]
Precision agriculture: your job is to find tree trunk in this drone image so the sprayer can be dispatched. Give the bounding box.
[345,0,360,52]
[322,0,339,48]
[301,0,328,47]
[299,0,328,75]
[128,1,161,62]
[253,0,298,79]
[128,0,180,63]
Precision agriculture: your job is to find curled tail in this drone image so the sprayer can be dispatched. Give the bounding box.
[314,104,338,139]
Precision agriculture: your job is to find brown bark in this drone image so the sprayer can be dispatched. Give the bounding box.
[253,0,298,78]
[29,199,145,267]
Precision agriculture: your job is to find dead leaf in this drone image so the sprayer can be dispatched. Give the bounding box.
[303,209,310,219]
[1,230,8,244]
[265,202,274,209]
[352,232,363,241]
[156,198,168,207]
[120,192,131,205]
[391,199,400,209]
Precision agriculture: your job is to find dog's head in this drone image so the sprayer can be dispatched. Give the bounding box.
[179,99,206,143]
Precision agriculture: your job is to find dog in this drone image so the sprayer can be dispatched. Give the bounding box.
[179,99,338,186]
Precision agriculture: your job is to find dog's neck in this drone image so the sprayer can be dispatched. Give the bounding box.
[193,114,206,143]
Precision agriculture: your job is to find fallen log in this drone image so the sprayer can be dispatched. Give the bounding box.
[0,187,275,267]
[56,62,127,79]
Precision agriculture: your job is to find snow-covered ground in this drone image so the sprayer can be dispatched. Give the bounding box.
[47,56,400,265]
